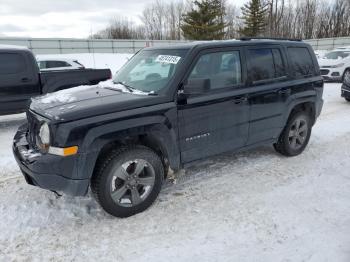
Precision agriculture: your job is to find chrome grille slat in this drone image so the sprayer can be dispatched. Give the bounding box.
[26,111,40,149]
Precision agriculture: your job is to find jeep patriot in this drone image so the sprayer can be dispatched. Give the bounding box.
[13,38,324,217]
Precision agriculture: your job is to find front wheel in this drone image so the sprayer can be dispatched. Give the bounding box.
[91,146,164,218]
[274,111,312,156]
[345,97,350,102]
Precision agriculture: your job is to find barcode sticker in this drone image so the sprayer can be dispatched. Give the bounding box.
[155,55,181,64]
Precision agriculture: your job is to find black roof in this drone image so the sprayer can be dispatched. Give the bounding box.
[145,39,308,51]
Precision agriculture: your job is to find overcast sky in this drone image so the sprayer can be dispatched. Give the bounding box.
[0,0,247,38]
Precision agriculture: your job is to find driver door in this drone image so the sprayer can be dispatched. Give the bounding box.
[177,48,250,163]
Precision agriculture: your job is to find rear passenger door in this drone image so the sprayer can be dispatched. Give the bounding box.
[178,48,250,163]
[245,45,290,145]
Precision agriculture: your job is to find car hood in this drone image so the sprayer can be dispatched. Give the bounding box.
[318,58,348,67]
[30,80,163,122]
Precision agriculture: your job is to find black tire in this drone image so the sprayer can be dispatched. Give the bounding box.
[274,110,312,156]
[345,97,350,102]
[91,145,164,218]
[343,69,350,82]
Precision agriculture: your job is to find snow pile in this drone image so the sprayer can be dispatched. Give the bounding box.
[40,92,76,104]
[33,83,96,106]
[33,79,150,110]
[20,149,42,160]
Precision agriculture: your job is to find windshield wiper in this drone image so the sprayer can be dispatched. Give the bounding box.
[114,81,135,93]
[114,81,158,96]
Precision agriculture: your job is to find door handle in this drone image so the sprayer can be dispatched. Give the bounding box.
[233,96,247,104]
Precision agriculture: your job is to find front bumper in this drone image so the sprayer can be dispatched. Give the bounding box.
[12,124,89,196]
[320,68,343,82]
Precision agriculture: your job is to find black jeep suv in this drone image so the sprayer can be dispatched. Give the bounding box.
[13,39,324,217]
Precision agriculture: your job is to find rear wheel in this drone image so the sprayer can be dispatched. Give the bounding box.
[91,145,164,218]
[345,97,350,102]
[274,111,312,156]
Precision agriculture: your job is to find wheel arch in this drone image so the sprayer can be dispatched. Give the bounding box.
[78,119,180,182]
[285,100,316,126]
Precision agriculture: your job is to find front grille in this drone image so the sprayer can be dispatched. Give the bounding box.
[26,111,40,149]
[320,69,330,75]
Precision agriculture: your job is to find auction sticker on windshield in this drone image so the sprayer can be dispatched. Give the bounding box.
[155,55,181,64]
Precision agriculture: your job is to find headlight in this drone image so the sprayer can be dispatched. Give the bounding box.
[38,122,50,148]
[330,63,345,68]
[36,122,79,156]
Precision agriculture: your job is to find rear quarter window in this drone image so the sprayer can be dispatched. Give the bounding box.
[288,47,316,77]
[0,53,26,74]
[247,48,286,83]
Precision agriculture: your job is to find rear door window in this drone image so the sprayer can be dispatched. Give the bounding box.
[247,48,286,84]
[288,47,315,77]
[0,53,26,74]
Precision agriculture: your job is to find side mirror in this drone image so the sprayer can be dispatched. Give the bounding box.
[183,78,210,95]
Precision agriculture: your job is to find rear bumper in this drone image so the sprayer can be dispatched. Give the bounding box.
[316,98,324,118]
[12,124,89,196]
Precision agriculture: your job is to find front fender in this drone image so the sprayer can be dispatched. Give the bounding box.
[75,114,179,180]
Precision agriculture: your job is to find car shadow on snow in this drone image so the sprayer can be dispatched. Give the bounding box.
[164,145,278,189]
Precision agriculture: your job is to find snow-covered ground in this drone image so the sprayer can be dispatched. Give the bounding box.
[36,53,133,75]
[0,83,350,261]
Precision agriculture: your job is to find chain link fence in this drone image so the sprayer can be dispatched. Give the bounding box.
[0,36,348,54]
[0,37,188,54]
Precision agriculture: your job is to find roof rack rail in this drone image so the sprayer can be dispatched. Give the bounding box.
[239,37,302,42]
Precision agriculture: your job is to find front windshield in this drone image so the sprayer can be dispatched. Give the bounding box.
[113,49,188,93]
[323,51,350,60]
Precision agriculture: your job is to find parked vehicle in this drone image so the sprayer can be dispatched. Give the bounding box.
[37,58,85,71]
[318,48,350,81]
[314,50,327,59]
[13,38,324,217]
[0,45,111,115]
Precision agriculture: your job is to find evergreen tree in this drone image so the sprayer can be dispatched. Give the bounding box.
[181,0,226,40]
[239,0,268,37]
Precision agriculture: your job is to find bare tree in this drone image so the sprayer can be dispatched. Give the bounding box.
[92,0,350,41]
[91,17,145,39]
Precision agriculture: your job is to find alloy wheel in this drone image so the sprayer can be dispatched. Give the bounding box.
[109,159,156,207]
[288,116,308,150]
